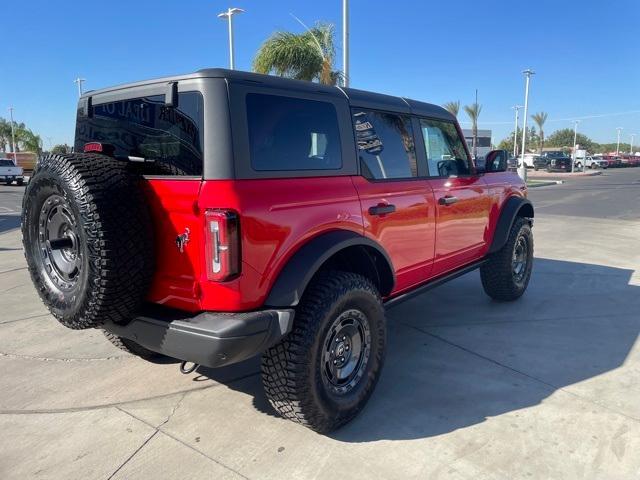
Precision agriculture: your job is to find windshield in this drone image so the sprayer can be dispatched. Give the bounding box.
[0,159,15,166]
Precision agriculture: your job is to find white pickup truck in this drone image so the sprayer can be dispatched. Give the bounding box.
[0,158,24,185]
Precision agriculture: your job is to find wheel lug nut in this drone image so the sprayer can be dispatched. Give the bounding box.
[333,360,337,365]
[346,345,349,351]
[342,336,346,341]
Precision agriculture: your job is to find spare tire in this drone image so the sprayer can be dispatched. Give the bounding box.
[21,153,154,329]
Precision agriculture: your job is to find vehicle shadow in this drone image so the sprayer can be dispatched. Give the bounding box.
[0,215,21,235]
[195,257,639,441]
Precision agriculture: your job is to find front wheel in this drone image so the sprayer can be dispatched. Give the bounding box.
[262,271,386,433]
[481,217,533,301]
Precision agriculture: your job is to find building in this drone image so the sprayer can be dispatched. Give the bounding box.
[462,129,492,159]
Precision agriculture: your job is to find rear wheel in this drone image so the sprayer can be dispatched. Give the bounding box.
[21,153,154,329]
[481,217,533,301]
[262,271,386,433]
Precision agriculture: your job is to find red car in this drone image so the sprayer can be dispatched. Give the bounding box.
[21,69,534,432]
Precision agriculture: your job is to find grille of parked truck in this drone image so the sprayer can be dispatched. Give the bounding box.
[21,69,534,432]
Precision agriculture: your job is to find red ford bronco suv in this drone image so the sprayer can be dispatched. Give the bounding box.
[22,69,533,433]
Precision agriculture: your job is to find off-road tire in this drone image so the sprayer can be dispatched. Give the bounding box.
[103,331,163,360]
[21,153,154,329]
[481,217,533,301]
[262,271,386,433]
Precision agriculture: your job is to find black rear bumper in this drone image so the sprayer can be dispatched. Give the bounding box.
[102,305,294,368]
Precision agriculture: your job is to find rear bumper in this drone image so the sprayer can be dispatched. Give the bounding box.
[102,305,294,368]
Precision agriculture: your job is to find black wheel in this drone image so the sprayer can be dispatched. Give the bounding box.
[481,217,533,301]
[17,179,24,186]
[103,331,163,360]
[262,271,386,433]
[5,180,11,186]
[21,153,154,329]
[533,166,538,171]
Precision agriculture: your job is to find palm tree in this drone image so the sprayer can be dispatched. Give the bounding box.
[531,112,548,154]
[464,102,482,158]
[443,101,460,117]
[253,22,342,85]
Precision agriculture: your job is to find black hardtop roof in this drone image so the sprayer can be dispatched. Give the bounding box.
[82,68,453,120]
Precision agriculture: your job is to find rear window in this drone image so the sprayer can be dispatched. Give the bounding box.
[75,92,204,176]
[246,93,342,171]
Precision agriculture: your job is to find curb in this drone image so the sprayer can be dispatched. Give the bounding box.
[527,180,564,188]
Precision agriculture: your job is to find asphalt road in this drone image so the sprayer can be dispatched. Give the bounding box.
[528,168,640,220]
[1,171,639,479]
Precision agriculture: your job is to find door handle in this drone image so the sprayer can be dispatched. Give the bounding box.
[438,196,459,206]
[368,204,396,216]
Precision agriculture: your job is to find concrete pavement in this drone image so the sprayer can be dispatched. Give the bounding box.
[1,170,639,479]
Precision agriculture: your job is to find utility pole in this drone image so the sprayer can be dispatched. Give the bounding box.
[630,133,636,155]
[616,127,623,155]
[571,120,580,173]
[218,7,244,70]
[342,0,349,87]
[8,107,16,159]
[512,105,523,157]
[519,69,535,181]
[74,77,86,97]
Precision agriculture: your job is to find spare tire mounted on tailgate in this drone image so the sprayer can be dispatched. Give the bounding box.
[21,153,154,329]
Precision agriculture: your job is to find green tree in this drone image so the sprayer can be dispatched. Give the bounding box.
[546,128,597,153]
[531,112,548,154]
[253,22,342,85]
[15,125,42,153]
[0,118,12,152]
[51,144,70,154]
[442,101,460,117]
[498,127,539,155]
[463,103,482,157]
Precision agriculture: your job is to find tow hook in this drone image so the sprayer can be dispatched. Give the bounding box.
[179,361,199,374]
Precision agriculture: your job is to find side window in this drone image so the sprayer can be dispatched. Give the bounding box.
[420,119,472,177]
[246,93,342,171]
[76,92,204,176]
[352,109,417,180]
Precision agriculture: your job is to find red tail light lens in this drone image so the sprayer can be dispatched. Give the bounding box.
[204,210,240,281]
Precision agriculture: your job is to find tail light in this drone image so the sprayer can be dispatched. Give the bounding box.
[204,210,240,281]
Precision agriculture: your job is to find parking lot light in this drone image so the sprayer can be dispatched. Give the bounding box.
[74,77,86,97]
[218,7,245,70]
[630,134,636,155]
[8,107,16,159]
[519,69,535,181]
[512,105,523,157]
[616,127,623,155]
[572,120,581,173]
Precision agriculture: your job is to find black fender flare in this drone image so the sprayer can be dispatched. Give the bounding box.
[488,196,534,254]
[264,230,395,307]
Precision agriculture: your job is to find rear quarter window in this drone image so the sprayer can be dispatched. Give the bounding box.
[75,92,204,176]
[246,93,342,171]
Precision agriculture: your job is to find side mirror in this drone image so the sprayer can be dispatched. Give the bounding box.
[484,149,508,173]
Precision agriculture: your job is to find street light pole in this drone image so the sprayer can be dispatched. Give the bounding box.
[616,127,623,155]
[342,0,349,87]
[630,134,636,155]
[518,69,535,181]
[571,120,580,173]
[74,77,86,97]
[218,7,244,70]
[512,105,522,157]
[8,107,16,160]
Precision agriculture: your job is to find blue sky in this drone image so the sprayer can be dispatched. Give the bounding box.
[3,0,639,148]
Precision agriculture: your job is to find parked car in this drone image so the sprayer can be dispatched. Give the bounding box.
[519,153,538,168]
[533,156,549,171]
[546,156,573,172]
[583,156,608,169]
[0,158,24,185]
[601,155,622,167]
[21,68,534,433]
